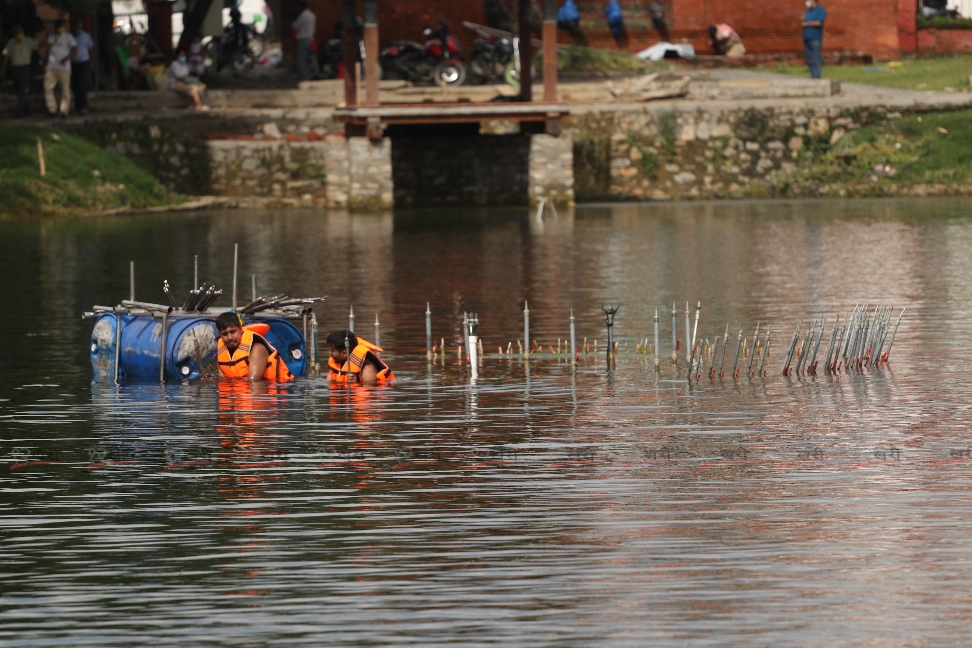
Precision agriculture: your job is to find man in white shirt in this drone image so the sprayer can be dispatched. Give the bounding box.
[1,25,39,117]
[70,19,94,115]
[291,1,316,82]
[45,19,77,117]
[169,48,207,110]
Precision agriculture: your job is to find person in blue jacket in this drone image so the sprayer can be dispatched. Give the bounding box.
[801,0,826,79]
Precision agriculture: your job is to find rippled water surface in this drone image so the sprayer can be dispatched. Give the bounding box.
[4,199,972,646]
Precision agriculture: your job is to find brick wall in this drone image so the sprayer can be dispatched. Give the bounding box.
[917,28,972,53]
[898,0,917,52]
[567,0,902,59]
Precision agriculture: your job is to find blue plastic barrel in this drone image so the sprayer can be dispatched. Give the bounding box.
[90,314,306,382]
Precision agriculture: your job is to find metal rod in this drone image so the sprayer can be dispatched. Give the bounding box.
[163,280,179,309]
[159,310,169,383]
[113,308,123,385]
[303,311,308,348]
[129,261,135,302]
[426,303,433,360]
[782,323,802,376]
[232,244,238,310]
[570,308,577,367]
[708,334,720,378]
[732,329,743,376]
[758,326,771,377]
[653,308,660,370]
[671,302,678,363]
[463,312,470,364]
[194,255,198,289]
[685,302,691,363]
[719,324,729,376]
[747,323,760,375]
[809,318,825,374]
[374,313,380,349]
[523,301,530,357]
[311,312,319,367]
[884,308,905,361]
[349,305,355,333]
[469,313,479,380]
[251,274,257,303]
[823,317,839,373]
[688,301,701,378]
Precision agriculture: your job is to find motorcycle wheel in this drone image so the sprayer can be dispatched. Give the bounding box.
[232,52,253,71]
[247,33,266,59]
[504,61,519,86]
[467,56,489,85]
[433,60,466,87]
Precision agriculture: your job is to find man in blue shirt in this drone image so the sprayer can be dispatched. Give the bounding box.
[801,0,826,79]
[70,19,94,115]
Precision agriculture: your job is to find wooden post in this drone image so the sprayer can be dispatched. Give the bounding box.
[518,0,533,102]
[363,0,379,106]
[37,137,46,176]
[342,0,358,106]
[542,0,558,102]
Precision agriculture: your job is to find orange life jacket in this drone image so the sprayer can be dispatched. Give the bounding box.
[328,336,395,384]
[217,324,294,382]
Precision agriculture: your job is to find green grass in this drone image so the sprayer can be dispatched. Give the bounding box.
[780,109,972,191]
[917,14,972,29]
[762,56,972,92]
[0,126,180,217]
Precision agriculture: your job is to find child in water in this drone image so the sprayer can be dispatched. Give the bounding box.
[327,330,394,385]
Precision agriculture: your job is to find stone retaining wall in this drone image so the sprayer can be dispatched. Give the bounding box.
[569,104,898,201]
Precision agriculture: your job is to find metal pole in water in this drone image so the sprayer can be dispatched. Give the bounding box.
[232,244,238,310]
[426,303,433,360]
[374,313,381,349]
[311,312,319,370]
[782,323,801,376]
[602,304,619,365]
[251,275,257,302]
[758,326,771,377]
[688,301,701,379]
[159,310,169,383]
[113,308,123,385]
[732,329,743,377]
[719,324,729,377]
[129,261,135,302]
[469,313,479,380]
[747,323,760,375]
[884,308,905,361]
[349,305,355,333]
[463,312,470,364]
[303,311,308,348]
[523,301,530,357]
[685,302,691,363]
[671,303,678,363]
[654,309,660,371]
[570,308,577,367]
[194,255,199,289]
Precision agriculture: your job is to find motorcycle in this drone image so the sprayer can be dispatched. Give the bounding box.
[467,33,517,85]
[379,20,466,86]
[211,20,267,71]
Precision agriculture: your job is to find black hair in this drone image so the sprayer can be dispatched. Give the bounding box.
[326,330,357,351]
[54,19,65,28]
[216,311,245,331]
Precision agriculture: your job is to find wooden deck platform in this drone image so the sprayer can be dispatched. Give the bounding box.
[333,102,569,128]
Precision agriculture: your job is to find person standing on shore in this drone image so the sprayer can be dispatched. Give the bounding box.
[44,20,77,117]
[70,19,94,115]
[291,1,317,82]
[801,0,826,79]
[1,25,39,118]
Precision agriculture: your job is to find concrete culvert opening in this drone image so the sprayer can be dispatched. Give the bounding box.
[388,124,530,208]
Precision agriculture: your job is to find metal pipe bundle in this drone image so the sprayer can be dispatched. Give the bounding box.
[782,322,802,376]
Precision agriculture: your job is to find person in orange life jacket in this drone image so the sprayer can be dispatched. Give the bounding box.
[327,330,394,385]
[216,311,294,382]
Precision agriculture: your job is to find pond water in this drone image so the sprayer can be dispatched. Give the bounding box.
[3,198,972,645]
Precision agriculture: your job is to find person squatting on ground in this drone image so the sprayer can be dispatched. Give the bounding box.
[216,311,295,382]
[802,0,826,79]
[70,19,94,115]
[169,47,208,110]
[45,20,77,117]
[709,23,745,58]
[1,25,39,118]
[292,1,317,82]
[327,330,395,386]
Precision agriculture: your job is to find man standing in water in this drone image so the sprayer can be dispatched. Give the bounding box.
[327,330,394,385]
[215,311,294,382]
[801,0,826,79]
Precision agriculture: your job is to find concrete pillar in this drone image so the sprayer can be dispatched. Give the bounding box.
[325,135,350,207]
[348,136,393,208]
[529,133,574,206]
[342,0,358,106]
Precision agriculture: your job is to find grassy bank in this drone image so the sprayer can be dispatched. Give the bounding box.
[0,126,182,217]
[762,55,972,92]
[762,109,972,197]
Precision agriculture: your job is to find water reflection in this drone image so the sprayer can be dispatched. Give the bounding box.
[3,199,972,644]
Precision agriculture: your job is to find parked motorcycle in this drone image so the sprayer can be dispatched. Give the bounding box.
[379,20,466,86]
[467,32,517,85]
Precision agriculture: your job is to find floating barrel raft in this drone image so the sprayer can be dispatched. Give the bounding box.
[89,313,307,382]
